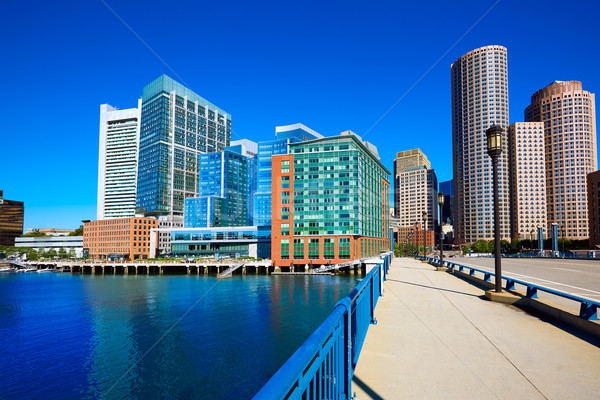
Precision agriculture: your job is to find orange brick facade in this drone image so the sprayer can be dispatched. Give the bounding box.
[83,217,157,260]
[271,154,391,267]
[397,224,434,247]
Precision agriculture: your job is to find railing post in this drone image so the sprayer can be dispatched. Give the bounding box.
[336,297,353,399]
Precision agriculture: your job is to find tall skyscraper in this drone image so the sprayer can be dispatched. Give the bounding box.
[136,75,232,217]
[0,190,24,246]
[438,179,453,225]
[525,81,597,239]
[508,122,547,240]
[97,102,141,220]
[253,123,322,226]
[451,45,510,243]
[393,149,438,231]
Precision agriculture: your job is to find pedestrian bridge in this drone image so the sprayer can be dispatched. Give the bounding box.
[255,256,600,399]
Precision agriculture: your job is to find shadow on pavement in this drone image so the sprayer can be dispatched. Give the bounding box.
[352,375,384,400]
[387,278,481,298]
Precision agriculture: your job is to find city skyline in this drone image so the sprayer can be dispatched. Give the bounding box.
[2,1,600,229]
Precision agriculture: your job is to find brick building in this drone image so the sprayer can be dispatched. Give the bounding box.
[83,217,157,260]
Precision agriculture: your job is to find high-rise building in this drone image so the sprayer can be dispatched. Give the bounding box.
[451,45,511,243]
[586,171,600,248]
[0,190,24,246]
[439,179,453,225]
[271,131,391,267]
[136,75,232,217]
[393,149,438,232]
[253,123,322,226]
[508,122,547,240]
[97,102,141,220]
[228,139,258,225]
[184,142,256,228]
[525,81,597,239]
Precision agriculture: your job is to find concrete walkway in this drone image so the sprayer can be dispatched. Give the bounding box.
[352,257,600,400]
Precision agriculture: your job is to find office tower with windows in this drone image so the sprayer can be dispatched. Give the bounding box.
[393,149,438,231]
[271,131,391,267]
[228,139,258,225]
[451,45,510,243]
[184,141,256,228]
[508,122,547,240]
[253,123,323,226]
[136,75,232,217]
[0,190,24,246]
[587,171,600,248]
[97,102,141,219]
[439,179,453,225]
[525,81,597,239]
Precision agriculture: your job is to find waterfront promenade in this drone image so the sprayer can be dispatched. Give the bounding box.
[352,257,600,399]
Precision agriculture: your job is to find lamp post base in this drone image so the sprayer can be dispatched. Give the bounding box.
[485,290,519,304]
[435,265,447,272]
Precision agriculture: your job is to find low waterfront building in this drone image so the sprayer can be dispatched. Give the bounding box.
[153,215,183,257]
[271,131,391,267]
[15,236,83,258]
[0,190,24,246]
[83,217,157,260]
[168,226,271,259]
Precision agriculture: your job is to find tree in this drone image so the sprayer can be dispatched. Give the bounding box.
[46,249,58,259]
[68,249,76,259]
[470,240,489,253]
[58,248,68,259]
[21,232,48,237]
[68,227,84,236]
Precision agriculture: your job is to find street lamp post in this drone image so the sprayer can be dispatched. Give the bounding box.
[529,229,535,255]
[561,226,565,258]
[438,192,445,268]
[422,211,428,261]
[486,124,503,293]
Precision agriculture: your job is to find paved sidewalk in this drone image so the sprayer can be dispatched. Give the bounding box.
[352,257,600,400]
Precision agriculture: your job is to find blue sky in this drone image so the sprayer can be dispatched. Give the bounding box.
[1,0,599,230]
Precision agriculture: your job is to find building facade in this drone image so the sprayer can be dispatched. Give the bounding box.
[393,149,438,232]
[0,190,24,246]
[508,122,547,240]
[83,217,157,260]
[439,179,453,225]
[136,75,232,217]
[451,45,511,243]
[271,131,391,267]
[587,171,600,248]
[253,124,323,226]
[15,236,84,258]
[525,81,597,239]
[97,102,141,220]
[168,226,271,259]
[184,143,256,228]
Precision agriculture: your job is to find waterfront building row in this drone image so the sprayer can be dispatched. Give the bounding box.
[15,236,84,258]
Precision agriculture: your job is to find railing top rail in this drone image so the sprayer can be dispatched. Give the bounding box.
[428,256,600,307]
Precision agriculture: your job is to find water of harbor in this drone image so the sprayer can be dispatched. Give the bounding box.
[0,272,358,399]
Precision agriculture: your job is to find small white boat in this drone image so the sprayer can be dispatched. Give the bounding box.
[36,269,53,273]
[0,267,13,273]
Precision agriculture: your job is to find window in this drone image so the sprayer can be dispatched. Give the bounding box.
[281,239,289,259]
[282,176,290,189]
[309,239,319,259]
[281,160,290,173]
[293,239,304,259]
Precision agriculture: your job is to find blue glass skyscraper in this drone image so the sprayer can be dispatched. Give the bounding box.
[136,75,232,217]
[184,141,256,228]
[253,124,323,226]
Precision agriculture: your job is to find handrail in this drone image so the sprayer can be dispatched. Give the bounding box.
[421,256,599,320]
[252,252,392,400]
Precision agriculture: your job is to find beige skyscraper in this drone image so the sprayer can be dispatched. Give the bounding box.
[451,45,511,243]
[508,122,547,240]
[393,149,438,232]
[525,81,597,239]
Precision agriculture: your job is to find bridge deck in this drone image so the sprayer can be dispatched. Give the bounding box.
[352,257,600,399]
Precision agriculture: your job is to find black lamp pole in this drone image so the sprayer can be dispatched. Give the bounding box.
[438,192,445,268]
[486,125,503,293]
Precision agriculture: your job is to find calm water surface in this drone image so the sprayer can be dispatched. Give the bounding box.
[0,272,358,399]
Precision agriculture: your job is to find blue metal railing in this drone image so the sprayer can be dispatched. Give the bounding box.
[420,256,599,321]
[252,252,392,400]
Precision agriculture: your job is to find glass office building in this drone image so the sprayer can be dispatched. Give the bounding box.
[253,124,323,226]
[184,143,256,228]
[171,226,271,258]
[136,75,232,217]
[0,190,24,246]
[271,131,391,267]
